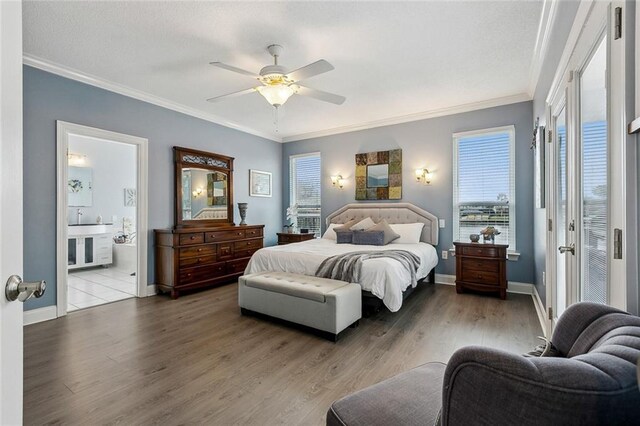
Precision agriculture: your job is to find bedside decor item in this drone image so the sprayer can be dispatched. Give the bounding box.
[480,226,500,243]
[453,241,508,299]
[469,233,480,243]
[123,187,136,207]
[355,149,402,200]
[249,169,272,197]
[285,204,298,231]
[238,202,248,225]
[533,122,546,208]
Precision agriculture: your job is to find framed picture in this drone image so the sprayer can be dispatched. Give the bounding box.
[250,169,272,197]
[355,149,402,200]
[533,125,545,208]
[124,188,136,207]
[68,166,93,207]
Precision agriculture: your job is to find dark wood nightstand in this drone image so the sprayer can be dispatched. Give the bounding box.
[453,241,508,299]
[277,232,315,245]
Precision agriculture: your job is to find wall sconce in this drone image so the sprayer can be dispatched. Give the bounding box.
[67,153,87,166]
[415,168,433,185]
[192,187,203,197]
[331,175,344,189]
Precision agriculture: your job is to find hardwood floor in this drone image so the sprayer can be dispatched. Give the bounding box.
[24,283,541,425]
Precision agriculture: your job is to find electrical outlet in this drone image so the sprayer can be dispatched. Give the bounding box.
[441,250,448,260]
[439,219,445,228]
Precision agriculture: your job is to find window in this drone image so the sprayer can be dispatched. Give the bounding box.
[289,153,321,236]
[453,126,516,250]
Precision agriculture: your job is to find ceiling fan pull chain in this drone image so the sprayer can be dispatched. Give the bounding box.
[273,106,279,133]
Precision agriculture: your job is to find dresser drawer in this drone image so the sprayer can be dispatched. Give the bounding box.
[218,243,234,260]
[179,245,216,259]
[205,229,246,243]
[234,247,259,259]
[180,254,217,268]
[233,239,263,250]
[179,232,205,246]
[226,258,250,275]
[461,258,499,273]
[460,245,499,258]
[461,268,499,285]
[245,228,263,238]
[179,262,226,285]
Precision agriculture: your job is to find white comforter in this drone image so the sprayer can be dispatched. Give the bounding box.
[244,238,438,312]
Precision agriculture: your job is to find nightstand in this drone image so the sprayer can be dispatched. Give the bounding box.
[277,232,315,245]
[453,241,508,299]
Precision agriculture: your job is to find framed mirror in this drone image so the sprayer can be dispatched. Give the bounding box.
[174,146,234,228]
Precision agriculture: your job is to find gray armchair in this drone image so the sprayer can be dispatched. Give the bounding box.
[327,302,640,426]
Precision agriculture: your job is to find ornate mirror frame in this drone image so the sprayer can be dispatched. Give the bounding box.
[174,146,234,228]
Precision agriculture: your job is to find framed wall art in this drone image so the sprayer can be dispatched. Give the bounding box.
[355,149,402,200]
[249,169,272,197]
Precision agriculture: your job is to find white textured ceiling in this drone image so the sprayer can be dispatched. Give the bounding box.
[23,1,542,142]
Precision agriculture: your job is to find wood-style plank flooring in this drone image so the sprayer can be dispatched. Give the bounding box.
[24,283,541,425]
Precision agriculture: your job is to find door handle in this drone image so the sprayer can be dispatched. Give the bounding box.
[5,275,46,302]
[558,244,575,255]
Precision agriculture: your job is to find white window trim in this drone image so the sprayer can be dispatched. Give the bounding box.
[452,125,518,257]
[289,152,322,234]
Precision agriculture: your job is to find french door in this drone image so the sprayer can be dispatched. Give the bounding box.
[547,1,628,330]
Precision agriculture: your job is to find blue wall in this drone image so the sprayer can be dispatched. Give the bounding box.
[282,101,535,283]
[23,66,283,310]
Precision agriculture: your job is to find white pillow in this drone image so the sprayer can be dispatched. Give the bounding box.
[322,223,341,240]
[389,223,425,244]
[350,217,376,231]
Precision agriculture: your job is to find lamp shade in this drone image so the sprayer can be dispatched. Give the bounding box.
[257,84,296,107]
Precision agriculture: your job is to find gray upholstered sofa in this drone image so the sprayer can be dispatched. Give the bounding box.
[327,302,640,425]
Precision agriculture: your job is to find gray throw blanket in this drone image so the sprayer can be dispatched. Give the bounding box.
[315,250,421,286]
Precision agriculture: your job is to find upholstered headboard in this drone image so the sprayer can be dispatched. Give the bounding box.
[325,203,439,245]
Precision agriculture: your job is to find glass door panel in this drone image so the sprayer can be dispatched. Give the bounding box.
[68,238,77,266]
[84,237,94,264]
[554,105,568,319]
[579,37,608,304]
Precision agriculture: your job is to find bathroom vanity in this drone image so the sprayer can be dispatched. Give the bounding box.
[68,224,113,269]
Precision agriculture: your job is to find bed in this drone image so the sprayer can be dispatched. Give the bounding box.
[245,203,439,312]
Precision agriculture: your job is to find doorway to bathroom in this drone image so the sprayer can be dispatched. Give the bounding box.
[56,122,148,316]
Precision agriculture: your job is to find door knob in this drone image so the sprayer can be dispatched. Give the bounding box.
[5,275,46,302]
[558,244,575,255]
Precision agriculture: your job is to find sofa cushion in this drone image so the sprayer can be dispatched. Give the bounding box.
[327,362,446,426]
[243,272,351,303]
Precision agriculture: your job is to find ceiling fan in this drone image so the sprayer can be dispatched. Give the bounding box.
[206,44,346,108]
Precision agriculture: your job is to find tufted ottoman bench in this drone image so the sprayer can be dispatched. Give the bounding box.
[238,271,362,341]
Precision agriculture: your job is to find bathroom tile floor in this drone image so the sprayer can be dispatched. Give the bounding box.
[67,267,136,312]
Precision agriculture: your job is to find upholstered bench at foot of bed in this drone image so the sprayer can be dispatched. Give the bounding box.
[238,272,362,341]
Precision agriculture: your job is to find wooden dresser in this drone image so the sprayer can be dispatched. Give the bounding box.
[453,242,508,299]
[277,232,315,245]
[155,224,264,299]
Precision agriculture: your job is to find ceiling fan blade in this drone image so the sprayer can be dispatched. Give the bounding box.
[209,62,260,79]
[296,85,346,105]
[285,60,334,82]
[206,87,257,103]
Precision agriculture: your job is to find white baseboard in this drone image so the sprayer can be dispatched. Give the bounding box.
[146,284,157,296]
[434,274,533,294]
[23,305,57,326]
[532,285,548,337]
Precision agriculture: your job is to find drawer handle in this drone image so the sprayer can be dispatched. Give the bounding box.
[187,273,192,277]
[197,258,202,263]
[190,236,196,240]
[237,232,242,236]
[210,234,216,238]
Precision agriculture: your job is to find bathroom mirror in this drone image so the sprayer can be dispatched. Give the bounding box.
[174,147,234,228]
[68,166,93,207]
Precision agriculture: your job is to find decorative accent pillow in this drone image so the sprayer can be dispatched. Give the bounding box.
[335,230,354,244]
[367,219,400,245]
[322,219,359,240]
[350,217,376,231]
[389,223,425,244]
[352,230,385,246]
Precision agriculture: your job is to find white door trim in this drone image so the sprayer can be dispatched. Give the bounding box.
[0,1,24,423]
[56,121,149,317]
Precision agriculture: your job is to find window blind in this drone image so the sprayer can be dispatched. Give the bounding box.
[581,121,607,304]
[289,153,321,237]
[453,128,516,248]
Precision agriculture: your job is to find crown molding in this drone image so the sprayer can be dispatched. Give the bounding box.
[281,93,531,143]
[22,54,282,143]
[527,0,559,97]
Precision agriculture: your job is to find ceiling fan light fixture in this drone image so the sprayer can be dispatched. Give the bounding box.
[257,83,296,107]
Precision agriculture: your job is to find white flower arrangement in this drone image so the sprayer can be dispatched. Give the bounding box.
[286,204,298,225]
